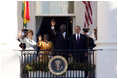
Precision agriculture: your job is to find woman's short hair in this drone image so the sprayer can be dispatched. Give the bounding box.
[27,30,34,35]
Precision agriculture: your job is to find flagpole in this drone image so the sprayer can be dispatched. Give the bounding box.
[22,22,24,50]
[22,22,24,32]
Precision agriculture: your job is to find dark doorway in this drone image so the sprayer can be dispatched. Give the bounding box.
[36,17,73,41]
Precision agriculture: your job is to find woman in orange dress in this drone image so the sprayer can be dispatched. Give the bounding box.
[37,34,54,63]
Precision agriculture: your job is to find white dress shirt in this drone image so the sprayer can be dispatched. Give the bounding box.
[51,26,54,29]
[76,33,80,40]
[62,32,66,39]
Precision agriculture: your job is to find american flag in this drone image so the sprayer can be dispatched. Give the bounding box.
[83,1,93,28]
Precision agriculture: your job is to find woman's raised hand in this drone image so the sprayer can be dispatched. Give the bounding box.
[18,30,22,38]
[38,35,42,41]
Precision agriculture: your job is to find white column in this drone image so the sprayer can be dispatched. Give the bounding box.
[0,1,21,78]
[95,1,117,78]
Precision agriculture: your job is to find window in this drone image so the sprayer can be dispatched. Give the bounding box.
[36,1,74,14]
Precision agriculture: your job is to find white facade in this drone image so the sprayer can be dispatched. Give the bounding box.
[17,1,97,39]
[95,1,117,78]
[0,1,117,78]
[74,1,97,36]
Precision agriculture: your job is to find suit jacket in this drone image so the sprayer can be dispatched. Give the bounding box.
[86,36,96,49]
[48,27,57,47]
[55,32,70,50]
[70,34,87,54]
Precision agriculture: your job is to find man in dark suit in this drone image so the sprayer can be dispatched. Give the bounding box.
[83,28,96,50]
[82,28,96,78]
[70,25,88,63]
[48,19,57,48]
[70,25,88,77]
[55,24,70,51]
[49,21,70,56]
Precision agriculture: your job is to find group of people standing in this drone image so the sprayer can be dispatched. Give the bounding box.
[18,19,96,78]
[18,19,96,64]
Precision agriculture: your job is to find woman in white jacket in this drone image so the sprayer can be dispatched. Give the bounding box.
[18,29,37,63]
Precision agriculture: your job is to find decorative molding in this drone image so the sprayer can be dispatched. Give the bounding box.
[35,14,76,17]
[95,40,117,44]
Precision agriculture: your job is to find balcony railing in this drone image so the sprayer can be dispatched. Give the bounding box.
[19,49,101,78]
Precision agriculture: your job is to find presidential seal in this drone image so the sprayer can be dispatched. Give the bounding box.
[48,56,68,75]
